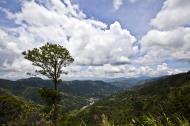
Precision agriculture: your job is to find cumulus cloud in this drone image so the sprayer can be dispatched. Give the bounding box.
[136,63,181,77]
[139,0,190,67]
[151,0,190,30]
[139,27,190,64]
[0,0,139,79]
[64,62,182,79]
[7,0,136,66]
[0,0,188,79]
[67,21,137,66]
[0,29,25,65]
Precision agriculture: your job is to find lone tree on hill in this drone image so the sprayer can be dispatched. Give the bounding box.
[22,43,74,125]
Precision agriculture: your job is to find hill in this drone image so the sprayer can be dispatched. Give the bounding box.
[0,78,120,113]
[0,88,44,125]
[65,71,190,125]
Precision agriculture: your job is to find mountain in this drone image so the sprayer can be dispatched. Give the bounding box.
[1,72,190,125]
[105,76,151,89]
[0,77,120,97]
[66,71,190,125]
[0,77,120,113]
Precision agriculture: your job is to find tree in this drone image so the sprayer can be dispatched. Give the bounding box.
[22,43,74,125]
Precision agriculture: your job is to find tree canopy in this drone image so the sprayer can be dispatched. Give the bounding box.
[22,43,74,89]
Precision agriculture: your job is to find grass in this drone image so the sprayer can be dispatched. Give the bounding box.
[94,114,190,126]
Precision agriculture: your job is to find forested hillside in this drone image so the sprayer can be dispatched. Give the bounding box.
[0,72,190,125]
[0,78,119,114]
[64,71,190,125]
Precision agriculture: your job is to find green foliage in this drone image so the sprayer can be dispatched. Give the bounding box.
[22,43,74,81]
[0,93,46,125]
[23,87,44,104]
[39,88,61,105]
[1,70,189,125]
[65,71,190,125]
[98,114,190,126]
[22,43,74,125]
[0,78,119,114]
[0,95,23,124]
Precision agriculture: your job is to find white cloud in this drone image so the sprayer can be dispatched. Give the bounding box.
[0,0,188,79]
[113,0,123,10]
[1,58,33,72]
[132,63,182,77]
[67,21,137,66]
[155,63,182,75]
[0,0,138,79]
[139,27,190,65]
[7,1,137,66]
[65,64,135,78]
[151,0,190,29]
[139,0,190,67]
[64,63,182,79]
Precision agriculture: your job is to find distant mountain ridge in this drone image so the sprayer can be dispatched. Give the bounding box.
[104,76,152,88]
[0,77,120,113]
[0,77,119,95]
[1,72,190,125]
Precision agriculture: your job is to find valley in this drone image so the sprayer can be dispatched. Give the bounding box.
[0,72,190,125]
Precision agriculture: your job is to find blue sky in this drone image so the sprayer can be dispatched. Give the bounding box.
[73,0,164,37]
[0,0,164,38]
[0,0,164,36]
[0,0,20,27]
[0,0,189,80]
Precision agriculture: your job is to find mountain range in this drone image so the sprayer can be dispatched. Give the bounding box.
[63,71,190,125]
[0,72,190,125]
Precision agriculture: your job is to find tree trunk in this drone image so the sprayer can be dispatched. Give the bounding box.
[52,103,57,126]
[52,80,58,126]
[54,81,57,90]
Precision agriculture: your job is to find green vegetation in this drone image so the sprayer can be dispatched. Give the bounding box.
[0,78,119,113]
[63,71,190,125]
[0,71,189,125]
[99,114,190,126]
[22,43,74,125]
[0,89,46,125]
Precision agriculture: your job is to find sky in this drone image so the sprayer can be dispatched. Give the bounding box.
[0,0,190,80]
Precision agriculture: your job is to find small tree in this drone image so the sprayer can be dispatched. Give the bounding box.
[22,43,74,125]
